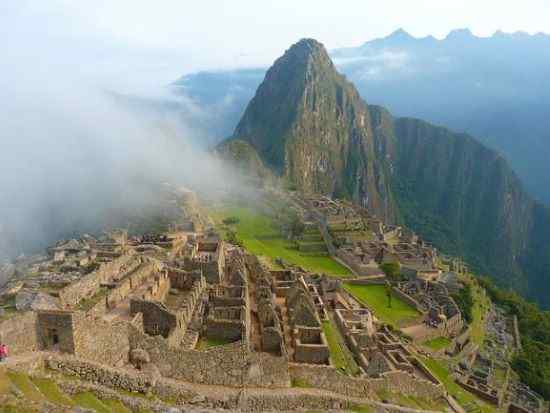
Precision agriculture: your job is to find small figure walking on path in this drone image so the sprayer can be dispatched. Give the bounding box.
[0,343,8,362]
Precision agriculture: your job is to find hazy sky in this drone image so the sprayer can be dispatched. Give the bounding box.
[2,0,550,93]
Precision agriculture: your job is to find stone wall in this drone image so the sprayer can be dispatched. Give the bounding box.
[46,355,154,393]
[58,271,102,308]
[73,314,130,367]
[58,252,137,307]
[294,326,329,365]
[206,319,244,342]
[391,287,425,313]
[129,328,290,387]
[289,363,444,400]
[336,250,384,277]
[0,311,38,355]
[36,310,76,353]
[130,299,179,339]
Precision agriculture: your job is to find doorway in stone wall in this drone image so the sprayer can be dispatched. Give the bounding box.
[46,328,60,350]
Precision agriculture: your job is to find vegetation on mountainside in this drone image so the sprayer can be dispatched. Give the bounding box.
[209,206,351,276]
[478,277,550,399]
[343,284,420,327]
[229,39,396,222]
[452,283,474,323]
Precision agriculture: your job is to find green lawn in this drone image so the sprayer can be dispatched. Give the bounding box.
[72,392,111,413]
[6,371,44,402]
[31,377,74,406]
[421,336,452,351]
[209,206,351,276]
[469,281,490,346]
[343,284,420,327]
[322,320,361,376]
[103,399,132,413]
[196,336,234,350]
[420,357,496,413]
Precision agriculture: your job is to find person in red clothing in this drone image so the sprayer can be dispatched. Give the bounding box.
[0,343,7,362]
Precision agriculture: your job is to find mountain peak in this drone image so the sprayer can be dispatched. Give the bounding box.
[230,39,395,219]
[278,38,332,70]
[386,28,414,41]
[445,28,475,41]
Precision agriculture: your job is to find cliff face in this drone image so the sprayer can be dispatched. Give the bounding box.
[232,39,396,222]
[370,112,535,291]
[222,39,550,308]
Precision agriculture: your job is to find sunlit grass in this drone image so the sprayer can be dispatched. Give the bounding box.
[343,283,420,327]
[209,206,351,276]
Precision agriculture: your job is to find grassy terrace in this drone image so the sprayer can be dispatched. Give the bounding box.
[468,279,491,346]
[209,206,351,276]
[420,357,496,413]
[421,336,452,351]
[195,336,234,350]
[0,368,152,413]
[343,284,420,327]
[322,319,361,376]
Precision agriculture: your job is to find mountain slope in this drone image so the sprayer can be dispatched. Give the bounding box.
[231,39,396,221]
[177,29,550,202]
[221,39,550,308]
[370,108,534,287]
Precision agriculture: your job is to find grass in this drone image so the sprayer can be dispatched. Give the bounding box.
[394,394,448,411]
[195,336,234,350]
[350,404,373,413]
[421,336,452,351]
[103,399,132,413]
[209,206,351,276]
[420,357,496,413]
[72,392,111,413]
[343,284,420,327]
[0,367,11,395]
[469,280,491,346]
[31,377,74,406]
[78,287,108,311]
[6,371,44,402]
[322,320,361,376]
[291,378,310,388]
[375,387,447,410]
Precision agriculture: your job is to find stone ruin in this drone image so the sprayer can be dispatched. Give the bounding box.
[0,190,485,412]
[397,279,463,342]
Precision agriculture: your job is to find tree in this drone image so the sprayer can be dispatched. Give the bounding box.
[385,281,393,308]
[451,283,474,323]
[225,229,243,247]
[380,262,401,281]
[285,210,305,240]
[222,216,240,225]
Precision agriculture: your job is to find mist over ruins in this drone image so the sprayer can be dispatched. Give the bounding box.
[1,3,549,413]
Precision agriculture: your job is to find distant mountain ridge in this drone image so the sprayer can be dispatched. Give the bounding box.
[218,39,550,309]
[175,28,550,203]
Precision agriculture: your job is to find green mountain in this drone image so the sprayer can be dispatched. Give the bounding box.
[221,39,550,308]
[231,39,396,222]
